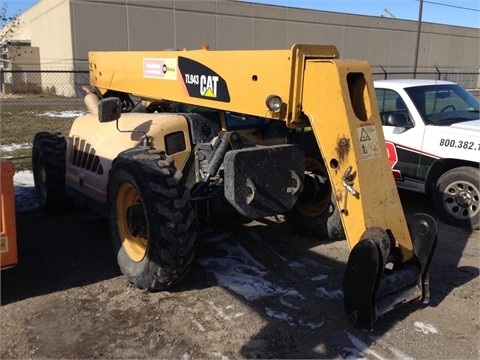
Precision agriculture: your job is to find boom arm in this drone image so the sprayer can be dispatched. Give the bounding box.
[89,44,437,329]
[89,44,339,125]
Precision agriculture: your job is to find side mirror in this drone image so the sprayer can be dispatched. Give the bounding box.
[98,97,122,122]
[386,113,413,128]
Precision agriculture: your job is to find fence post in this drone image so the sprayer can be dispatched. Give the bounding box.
[380,65,388,80]
[435,65,441,80]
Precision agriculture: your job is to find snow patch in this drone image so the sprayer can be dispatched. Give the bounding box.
[198,236,325,329]
[265,307,294,324]
[369,337,414,359]
[414,321,439,334]
[0,142,31,153]
[344,331,387,360]
[311,274,328,281]
[191,319,205,332]
[37,110,88,118]
[208,301,244,321]
[13,170,39,212]
[315,287,343,300]
[198,239,300,301]
[298,319,324,329]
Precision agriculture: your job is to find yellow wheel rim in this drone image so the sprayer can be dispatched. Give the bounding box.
[116,182,147,262]
[295,157,331,217]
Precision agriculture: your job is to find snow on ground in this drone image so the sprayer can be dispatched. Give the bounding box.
[37,110,87,118]
[13,170,39,213]
[0,143,31,153]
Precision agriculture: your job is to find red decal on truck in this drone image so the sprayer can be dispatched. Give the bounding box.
[385,141,402,180]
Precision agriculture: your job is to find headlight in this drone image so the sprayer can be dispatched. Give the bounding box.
[266,95,282,112]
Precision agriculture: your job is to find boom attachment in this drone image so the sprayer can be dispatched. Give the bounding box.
[344,214,437,329]
[88,44,437,328]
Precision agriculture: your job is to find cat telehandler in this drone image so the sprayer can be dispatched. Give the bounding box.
[32,44,437,329]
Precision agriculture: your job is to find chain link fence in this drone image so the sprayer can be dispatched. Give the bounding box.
[1,70,89,170]
[1,68,479,171]
[372,66,480,91]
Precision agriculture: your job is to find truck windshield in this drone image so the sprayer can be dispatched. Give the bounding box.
[404,84,479,125]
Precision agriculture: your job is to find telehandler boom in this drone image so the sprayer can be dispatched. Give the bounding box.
[33,44,437,329]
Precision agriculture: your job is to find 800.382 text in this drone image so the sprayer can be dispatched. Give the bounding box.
[439,138,479,150]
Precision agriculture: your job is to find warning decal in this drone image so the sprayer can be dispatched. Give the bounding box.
[359,128,371,141]
[357,124,381,160]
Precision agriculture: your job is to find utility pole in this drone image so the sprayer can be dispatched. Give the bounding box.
[413,0,424,79]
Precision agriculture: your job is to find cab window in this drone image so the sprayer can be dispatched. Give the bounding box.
[375,88,409,126]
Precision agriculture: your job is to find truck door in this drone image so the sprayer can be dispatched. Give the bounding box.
[376,87,426,191]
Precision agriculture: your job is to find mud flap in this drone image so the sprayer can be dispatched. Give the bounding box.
[343,213,437,329]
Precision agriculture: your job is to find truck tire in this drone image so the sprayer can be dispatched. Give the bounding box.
[107,147,196,290]
[32,132,72,213]
[432,166,480,229]
[285,157,345,240]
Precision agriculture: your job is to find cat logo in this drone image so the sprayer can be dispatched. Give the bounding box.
[200,75,219,98]
[179,57,230,102]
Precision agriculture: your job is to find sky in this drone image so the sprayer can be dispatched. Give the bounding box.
[3,0,480,28]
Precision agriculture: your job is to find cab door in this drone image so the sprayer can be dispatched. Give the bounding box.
[376,87,426,192]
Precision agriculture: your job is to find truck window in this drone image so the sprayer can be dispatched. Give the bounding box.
[405,84,479,125]
[375,88,407,125]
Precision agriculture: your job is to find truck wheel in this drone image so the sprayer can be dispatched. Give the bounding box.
[107,147,196,290]
[432,166,480,229]
[285,157,345,240]
[32,132,72,213]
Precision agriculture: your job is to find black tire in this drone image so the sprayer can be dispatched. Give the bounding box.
[32,132,72,213]
[432,166,480,229]
[285,156,345,240]
[107,147,196,290]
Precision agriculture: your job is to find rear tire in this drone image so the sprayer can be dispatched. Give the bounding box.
[432,166,480,229]
[32,132,72,213]
[107,147,196,290]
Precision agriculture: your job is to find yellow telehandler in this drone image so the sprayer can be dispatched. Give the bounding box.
[32,44,437,329]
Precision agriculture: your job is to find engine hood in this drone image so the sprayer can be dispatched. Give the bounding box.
[68,112,191,167]
[449,119,480,132]
[65,112,192,205]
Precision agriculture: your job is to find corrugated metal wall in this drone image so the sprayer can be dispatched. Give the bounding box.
[12,0,480,85]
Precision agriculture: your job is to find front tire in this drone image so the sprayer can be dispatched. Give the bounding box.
[432,166,480,229]
[285,156,344,240]
[32,132,71,213]
[107,147,196,290]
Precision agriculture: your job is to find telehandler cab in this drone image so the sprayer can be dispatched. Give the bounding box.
[32,44,437,329]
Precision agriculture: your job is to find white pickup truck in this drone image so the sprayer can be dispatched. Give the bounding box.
[374,79,479,229]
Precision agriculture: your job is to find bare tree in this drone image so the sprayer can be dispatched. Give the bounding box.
[0,2,22,44]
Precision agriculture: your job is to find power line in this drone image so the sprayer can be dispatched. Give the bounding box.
[416,0,480,12]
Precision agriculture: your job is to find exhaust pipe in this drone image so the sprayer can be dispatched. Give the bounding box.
[82,86,99,116]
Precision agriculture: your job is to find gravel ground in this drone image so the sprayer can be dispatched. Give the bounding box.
[1,182,478,359]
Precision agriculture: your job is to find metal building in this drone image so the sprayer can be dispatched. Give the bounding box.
[3,0,479,83]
